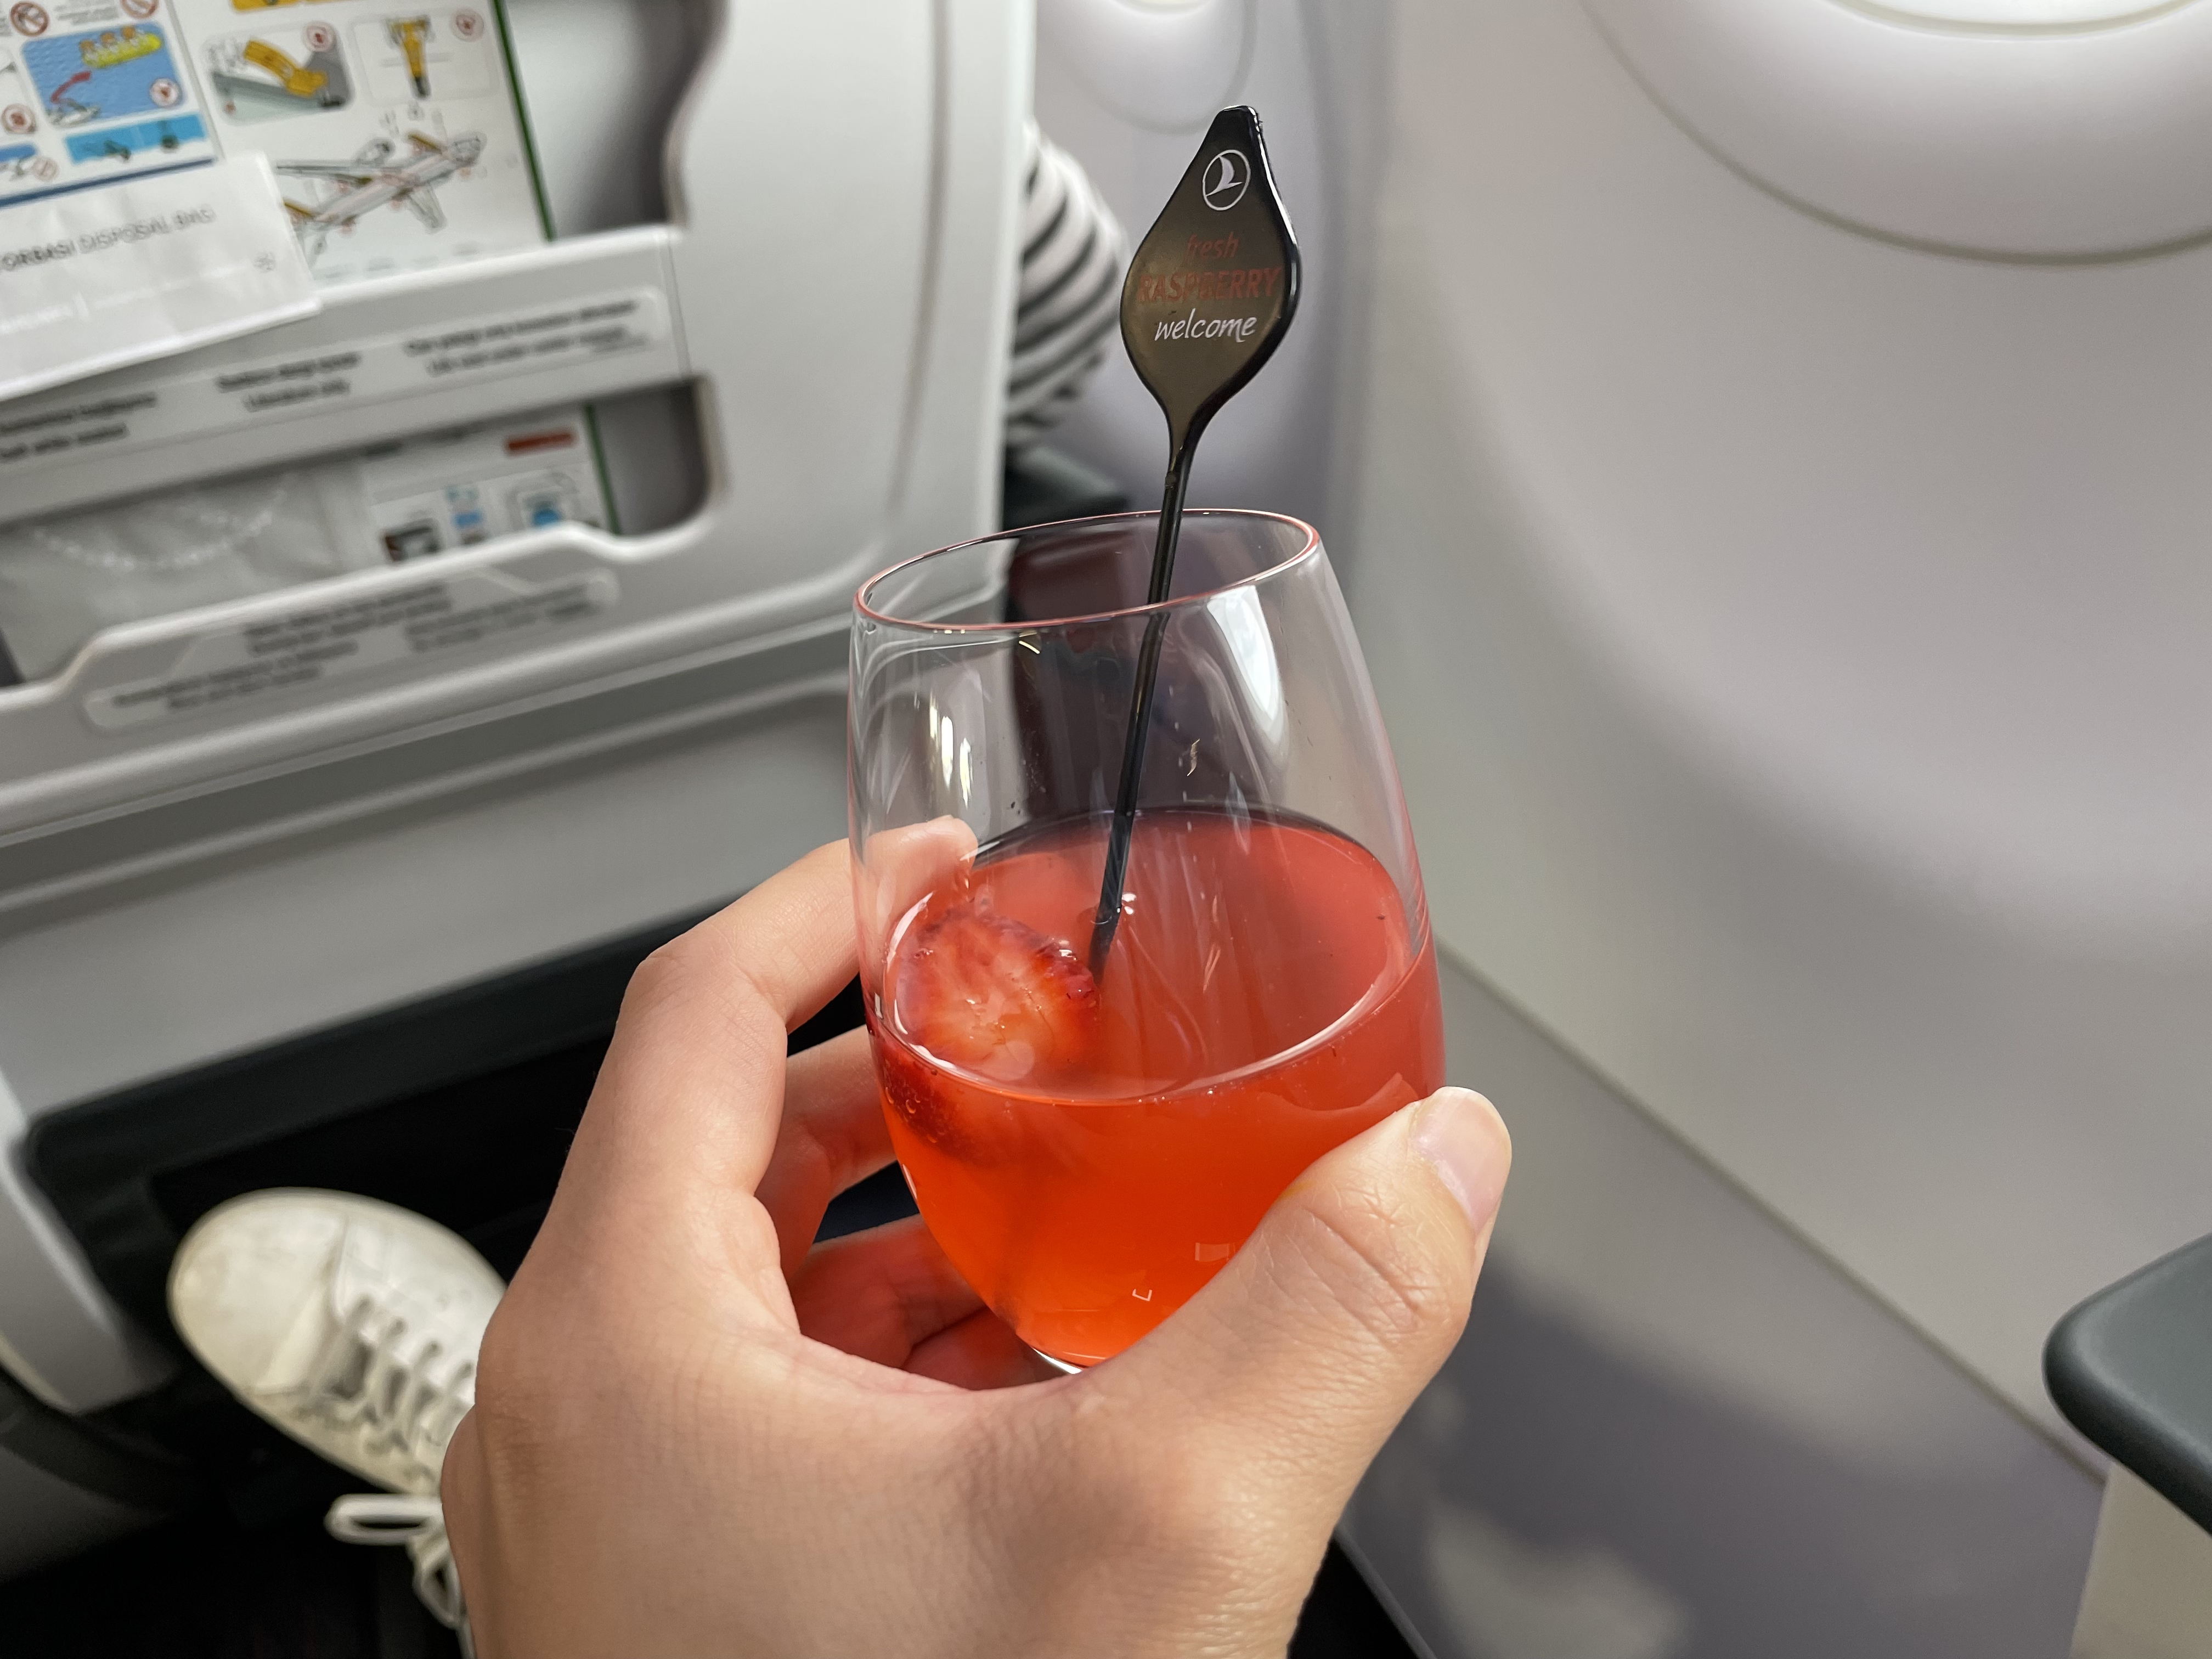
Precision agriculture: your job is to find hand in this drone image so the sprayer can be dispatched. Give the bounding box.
[441,842,1510,1659]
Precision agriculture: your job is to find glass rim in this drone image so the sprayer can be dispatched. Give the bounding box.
[853,508,1323,635]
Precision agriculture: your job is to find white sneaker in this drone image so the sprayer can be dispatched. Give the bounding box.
[168,1188,504,1646]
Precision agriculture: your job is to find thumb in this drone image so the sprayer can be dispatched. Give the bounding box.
[1101,1087,1510,1513]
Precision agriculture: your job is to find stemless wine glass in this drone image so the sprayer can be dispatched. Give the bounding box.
[848,510,1443,1369]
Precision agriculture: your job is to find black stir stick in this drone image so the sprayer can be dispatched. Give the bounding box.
[1087,107,1302,977]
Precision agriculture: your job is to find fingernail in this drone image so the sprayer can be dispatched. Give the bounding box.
[1413,1088,1509,1229]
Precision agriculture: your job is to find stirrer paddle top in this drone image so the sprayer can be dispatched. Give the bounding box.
[1087,105,1302,976]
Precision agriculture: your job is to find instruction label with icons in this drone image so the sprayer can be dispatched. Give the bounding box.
[168,0,547,285]
[0,1,218,201]
[3,1,550,277]
[1,0,564,403]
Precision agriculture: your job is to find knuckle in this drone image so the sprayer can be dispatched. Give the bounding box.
[462,1287,606,1491]
[627,933,781,1048]
[1072,1450,1220,1570]
[1061,1402,1243,1560]
[623,943,698,1018]
[1284,1181,1462,1350]
[1133,1453,1245,1562]
[618,944,775,1078]
[467,1300,540,1426]
[469,1284,590,1437]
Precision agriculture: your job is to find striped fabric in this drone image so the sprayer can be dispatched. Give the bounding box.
[1007,124,1128,452]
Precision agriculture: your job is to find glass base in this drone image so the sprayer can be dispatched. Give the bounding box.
[1032,1347,1086,1376]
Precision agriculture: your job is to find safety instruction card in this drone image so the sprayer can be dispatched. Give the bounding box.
[0,0,613,690]
[1,0,549,283]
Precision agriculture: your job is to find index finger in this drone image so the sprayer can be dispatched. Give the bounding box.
[561,839,860,1224]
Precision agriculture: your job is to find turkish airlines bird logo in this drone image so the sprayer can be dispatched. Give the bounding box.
[1201,149,1249,211]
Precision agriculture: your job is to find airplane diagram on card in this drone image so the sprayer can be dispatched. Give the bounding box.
[276,128,484,263]
[167,0,544,281]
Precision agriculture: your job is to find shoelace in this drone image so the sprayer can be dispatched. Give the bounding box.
[326,1492,475,1656]
[304,1291,483,1652]
[301,1291,478,1493]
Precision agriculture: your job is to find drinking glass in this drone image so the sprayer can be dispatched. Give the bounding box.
[848,510,1443,1369]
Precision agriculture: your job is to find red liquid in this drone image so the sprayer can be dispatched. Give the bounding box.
[870,810,1444,1367]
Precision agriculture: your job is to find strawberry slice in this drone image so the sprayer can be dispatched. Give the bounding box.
[893,901,1098,1082]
